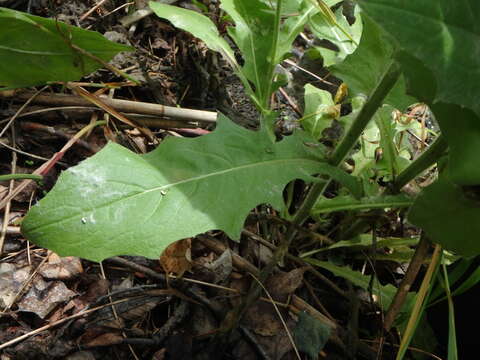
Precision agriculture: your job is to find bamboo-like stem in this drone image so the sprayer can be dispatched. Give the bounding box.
[0,90,217,124]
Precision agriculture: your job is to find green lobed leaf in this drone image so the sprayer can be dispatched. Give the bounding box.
[22,115,360,262]
[359,0,480,117]
[0,7,132,89]
[221,0,316,106]
[395,50,437,104]
[408,169,480,258]
[331,15,415,111]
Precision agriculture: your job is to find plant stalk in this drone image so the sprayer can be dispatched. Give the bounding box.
[329,60,401,166]
[293,60,402,226]
[220,53,402,348]
[264,0,283,110]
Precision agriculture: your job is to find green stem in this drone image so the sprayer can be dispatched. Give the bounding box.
[293,60,402,226]
[329,60,401,166]
[258,0,283,142]
[0,174,43,182]
[392,134,448,191]
[264,0,283,110]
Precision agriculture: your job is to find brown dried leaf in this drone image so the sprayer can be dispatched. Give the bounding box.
[243,268,306,337]
[0,263,30,308]
[18,278,76,318]
[82,332,123,347]
[159,238,192,277]
[65,351,96,360]
[268,267,307,302]
[39,253,83,280]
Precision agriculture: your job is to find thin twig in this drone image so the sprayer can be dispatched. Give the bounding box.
[361,339,444,360]
[0,143,16,254]
[283,59,337,87]
[0,86,48,138]
[1,255,49,313]
[242,229,346,298]
[0,121,106,210]
[0,297,133,350]
[79,0,109,21]
[98,262,140,360]
[249,272,302,360]
[0,139,66,164]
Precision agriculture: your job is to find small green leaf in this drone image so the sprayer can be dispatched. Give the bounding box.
[375,105,401,178]
[0,7,132,89]
[149,2,236,65]
[331,15,415,110]
[309,6,362,66]
[408,171,480,258]
[301,84,338,139]
[350,105,411,179]
[294,311,331,358]
[351,115,385,177]
[359,0,480,117]
[22,115,337,262]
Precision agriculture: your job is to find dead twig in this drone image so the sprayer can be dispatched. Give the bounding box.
[0,90,217,124]
[0,140,16,254]
[0,297,134,351]
[242,229,347,299]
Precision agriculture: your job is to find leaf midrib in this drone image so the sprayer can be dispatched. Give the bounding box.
[0,45,116,56]
[25,156,323,232]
